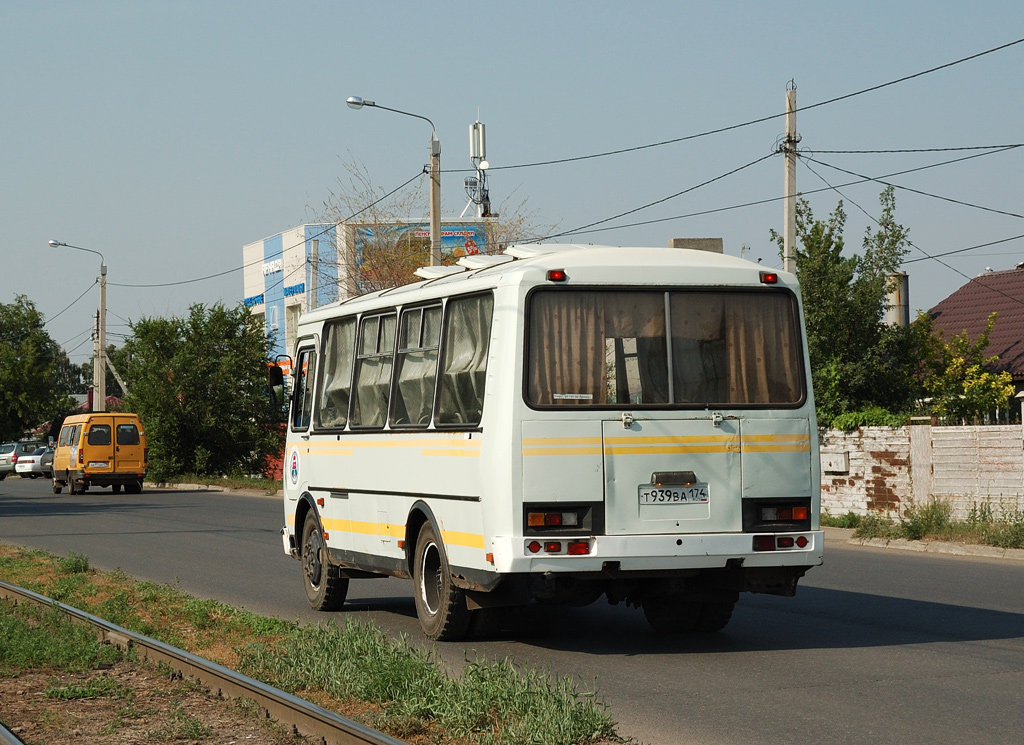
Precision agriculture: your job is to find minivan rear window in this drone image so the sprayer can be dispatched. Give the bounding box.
[87,425,111,446]
[116,424,140,445]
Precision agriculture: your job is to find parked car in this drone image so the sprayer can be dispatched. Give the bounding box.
[0,443,13,479]
[40,447,54,477]
[15,446,50,478]
[0,441,44,480]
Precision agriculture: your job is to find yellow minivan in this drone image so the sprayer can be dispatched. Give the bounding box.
[51,412,147,495]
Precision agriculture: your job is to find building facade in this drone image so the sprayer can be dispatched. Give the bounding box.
[243,221,487,367]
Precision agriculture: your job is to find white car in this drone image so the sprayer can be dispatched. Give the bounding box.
[14,446,50,478]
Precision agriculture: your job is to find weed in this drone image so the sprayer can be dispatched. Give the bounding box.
[45,675,133,700]
[821,511,863,529]
[55,552,90,574]
[900,498,953,540]
[0,601,122,674]
[147,700,214,740]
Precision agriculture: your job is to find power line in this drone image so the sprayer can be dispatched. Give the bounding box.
[800,156,1024,312]
[110,171,425,290]
[532,151,777,242]
[482,37,1024,172]
[44,280,97,326]
[809,144,1024,154]
[903,233,1024,264]
[799,149,1024,220]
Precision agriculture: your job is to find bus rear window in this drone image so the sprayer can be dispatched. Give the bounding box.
[526,289,804,408]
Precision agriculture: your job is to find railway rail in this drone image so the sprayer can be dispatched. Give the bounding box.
[0,579,406,745]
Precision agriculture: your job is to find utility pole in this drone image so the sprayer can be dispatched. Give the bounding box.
[782,80,799,275]
[429,133,442,266]
[96,262,107,412]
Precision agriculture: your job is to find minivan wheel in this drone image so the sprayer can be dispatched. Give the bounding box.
[111,484,122,494]
[67,474,78,495]
[51,476,62,494]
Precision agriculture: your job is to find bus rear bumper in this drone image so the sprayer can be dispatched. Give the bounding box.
[491,530,825,574]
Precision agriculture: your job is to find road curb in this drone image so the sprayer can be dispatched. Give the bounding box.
[145,482,283,498]
[825,527,1024,562]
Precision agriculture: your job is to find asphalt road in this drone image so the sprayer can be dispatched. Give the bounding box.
[1,477,1022,745]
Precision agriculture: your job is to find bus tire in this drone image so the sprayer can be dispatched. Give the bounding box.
[111,484,122,494]
[694,600,736,632]
[67,473,78,495]
[51,476,62,494]
[642,594,702,633]
[413,521,471,641]
[301,512,348,611]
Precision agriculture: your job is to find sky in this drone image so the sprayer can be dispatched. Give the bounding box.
[3,1,1024,364]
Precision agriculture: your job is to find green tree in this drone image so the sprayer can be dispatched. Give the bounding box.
[120,302,280,480]
[0,295,77,441]
[772,187,913,425]
[920,312,1014,422]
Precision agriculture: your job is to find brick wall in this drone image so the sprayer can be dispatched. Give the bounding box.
[820,425,1024,518]
[820,427,912,516]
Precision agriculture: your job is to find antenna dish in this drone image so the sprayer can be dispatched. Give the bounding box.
[479,160,489,171]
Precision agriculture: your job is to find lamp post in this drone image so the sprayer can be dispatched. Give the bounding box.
[346,96,442,266]
[49,240,107,412]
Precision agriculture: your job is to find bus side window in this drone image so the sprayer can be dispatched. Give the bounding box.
[291,348,317,431]
[352,313,397,428]
[318,318,355,429]
[58,426,71,448]
[390,305,442,428]
[437,294,493,426]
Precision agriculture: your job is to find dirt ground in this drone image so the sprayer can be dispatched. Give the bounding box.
[0,658,311,744]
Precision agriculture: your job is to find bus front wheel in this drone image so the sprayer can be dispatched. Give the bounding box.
[301,512,348,611]
[413,522,471,641]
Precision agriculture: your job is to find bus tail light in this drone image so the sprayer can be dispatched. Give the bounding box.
[78,448,84,466]
[527,511,580,528]
[760,505,808,522]
[567,541,590,555]
[754,534,811,551]
[760,271,779,284]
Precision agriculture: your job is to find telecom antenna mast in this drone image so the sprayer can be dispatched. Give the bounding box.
[461,119,493,219]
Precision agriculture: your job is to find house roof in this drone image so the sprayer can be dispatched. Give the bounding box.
[929,265,1024,380]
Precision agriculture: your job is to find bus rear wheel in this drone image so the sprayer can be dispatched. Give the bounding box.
[642,595,737,633]
[413,522,471,641]
[301,512,348,611]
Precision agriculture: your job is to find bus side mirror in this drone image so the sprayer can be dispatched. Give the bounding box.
[268,365,286,407]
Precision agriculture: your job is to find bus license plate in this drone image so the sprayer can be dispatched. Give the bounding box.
[638,483,709,504]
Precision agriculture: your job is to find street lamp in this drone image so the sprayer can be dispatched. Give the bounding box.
[49,240,108,412]
[346,96,442,266]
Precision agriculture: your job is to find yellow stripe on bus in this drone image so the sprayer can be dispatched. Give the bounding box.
[442,530,487,550]
[319,518,484,550]
[605,445,740,455]
[522,437,602,446]
[742,444,811,453]
[522,447,603,457]
[422,449,482,457]
[603,435,739,445]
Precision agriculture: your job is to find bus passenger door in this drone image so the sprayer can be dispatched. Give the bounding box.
[285,346,317,505]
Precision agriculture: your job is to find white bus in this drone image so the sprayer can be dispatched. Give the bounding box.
[274,244,823,640]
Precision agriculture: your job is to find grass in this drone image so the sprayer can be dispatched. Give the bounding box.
[0,543,617,745]
[148,473,281,493]
[822,500,1024,549]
